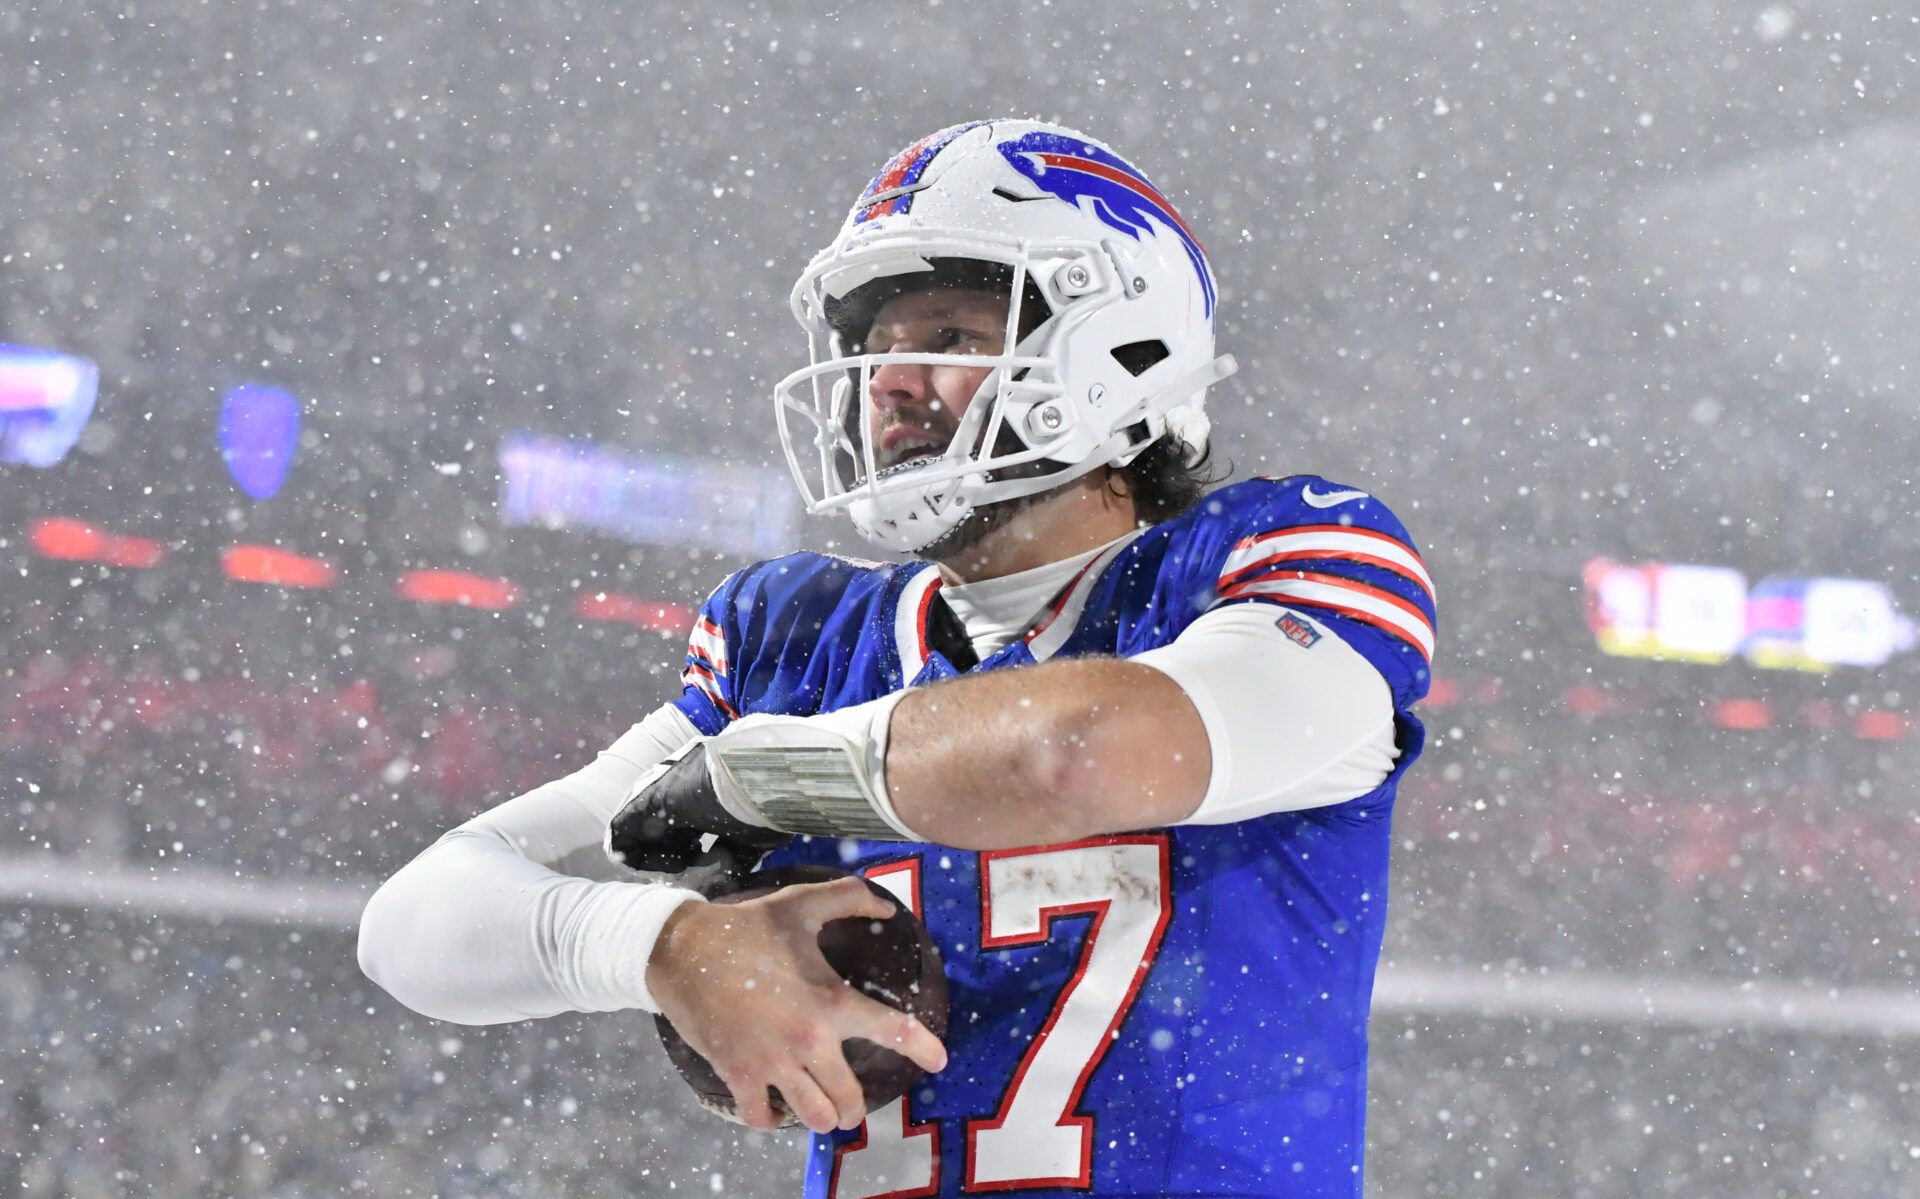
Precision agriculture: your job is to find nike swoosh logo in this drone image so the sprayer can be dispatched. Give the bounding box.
[1301,484,1369,508]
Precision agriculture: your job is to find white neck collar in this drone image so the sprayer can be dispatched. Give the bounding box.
[939,532,1133,659]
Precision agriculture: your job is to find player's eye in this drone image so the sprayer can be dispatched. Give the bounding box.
[935,326,994,353]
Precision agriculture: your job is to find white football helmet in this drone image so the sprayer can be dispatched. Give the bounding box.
[773,119,1237,554]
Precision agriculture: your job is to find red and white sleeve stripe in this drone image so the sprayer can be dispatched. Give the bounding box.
[1221,525,1435,598]
[682,616,737,718]
[686,616,730,677]
[1218,526,1436,662]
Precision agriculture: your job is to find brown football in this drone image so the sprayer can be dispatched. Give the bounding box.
[654,864,950,1127]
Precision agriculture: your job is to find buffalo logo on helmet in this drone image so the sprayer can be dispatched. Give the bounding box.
[851,120,992,223]
[995,129,1216,316]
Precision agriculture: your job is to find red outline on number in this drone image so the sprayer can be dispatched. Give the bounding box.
[828,856,942,1199]
[962,835,1173,1193]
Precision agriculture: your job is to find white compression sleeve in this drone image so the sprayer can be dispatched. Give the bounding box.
[356,703,706,1024]
[1129,603,1401,824]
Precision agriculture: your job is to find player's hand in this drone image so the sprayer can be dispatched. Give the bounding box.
[645,876,949,1135]
[606,742,792,874]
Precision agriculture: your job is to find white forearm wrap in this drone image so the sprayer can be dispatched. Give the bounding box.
[1130,603,1400,823]
[357,703,708,1021]
[704,689,921,841]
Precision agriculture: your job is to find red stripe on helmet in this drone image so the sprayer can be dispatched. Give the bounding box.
[1034,152,1206,250]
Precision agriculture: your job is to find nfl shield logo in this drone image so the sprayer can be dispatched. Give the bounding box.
[1276,612,1322,649]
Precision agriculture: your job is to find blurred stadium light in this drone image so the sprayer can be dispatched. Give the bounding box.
[0,342,99,467]
[217,384,302,500]
[572,589,694,634]
[395,568,520,609]
[27,515,166,568]
[498,432,800,557]
[221,543,337,589]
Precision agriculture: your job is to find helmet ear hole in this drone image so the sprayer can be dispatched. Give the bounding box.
[1106,418,1157,467]
[1111,340,1170,377]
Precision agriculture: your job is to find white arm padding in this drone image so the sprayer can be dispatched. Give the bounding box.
[1129,603,1400,824]
[356,703,706,1024]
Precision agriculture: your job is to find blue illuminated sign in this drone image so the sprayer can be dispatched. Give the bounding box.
[218,384,302,499]
[498,433,799,557]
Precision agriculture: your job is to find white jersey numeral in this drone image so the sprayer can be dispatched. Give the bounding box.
[830,838,1172,1197]
[965,838,1172,1191]
[831,858,940,1199]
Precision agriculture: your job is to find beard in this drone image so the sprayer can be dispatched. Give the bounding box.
[869,413,1075,564]
[915,488,1043,562]
[913,456,1075,564]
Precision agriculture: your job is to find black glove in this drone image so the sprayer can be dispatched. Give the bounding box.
[606,742,793,876]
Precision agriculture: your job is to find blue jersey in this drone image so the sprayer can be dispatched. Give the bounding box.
[669,476,1436,1198]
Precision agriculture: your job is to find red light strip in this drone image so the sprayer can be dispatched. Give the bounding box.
[15,517,1915,745]
[222,544,337,589]
[396,569,519,609]
[1855,710,1907,741]
[28,516,166,569]
[1708,698,1773,731]
[573,590,693,634]
[1561,685,1620,717]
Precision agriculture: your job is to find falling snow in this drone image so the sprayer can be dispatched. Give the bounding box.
[3,1,1919,1196]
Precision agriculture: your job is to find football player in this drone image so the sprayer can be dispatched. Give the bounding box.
[360,119,1436,1197]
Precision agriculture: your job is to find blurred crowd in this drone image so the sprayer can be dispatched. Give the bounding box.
[5,619,1916,1195]
[1366,1013,1919,1198]
[7,623,1915,990]
[0,909,803,1198]
[1397,744,1920,990]
[3,635,631,880]
[7,907,1912,1199]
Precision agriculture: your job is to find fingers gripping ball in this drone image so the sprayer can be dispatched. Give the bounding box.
[656,866,949,1127]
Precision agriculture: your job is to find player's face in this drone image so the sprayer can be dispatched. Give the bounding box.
[862,287,1010,473]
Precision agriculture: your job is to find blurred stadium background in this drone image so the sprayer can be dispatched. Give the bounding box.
[3,0,1918,1194]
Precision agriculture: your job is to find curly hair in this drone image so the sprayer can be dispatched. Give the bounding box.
[1110,434,1225,526]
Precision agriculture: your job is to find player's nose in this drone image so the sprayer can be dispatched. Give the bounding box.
[867,359,931,416]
